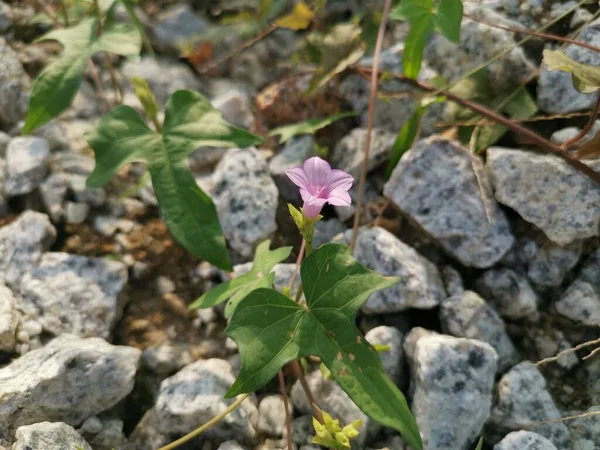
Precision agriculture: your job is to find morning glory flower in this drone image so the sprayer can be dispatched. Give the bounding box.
[285,156,354,218]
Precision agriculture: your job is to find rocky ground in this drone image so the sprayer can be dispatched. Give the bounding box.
[0,0,600,449]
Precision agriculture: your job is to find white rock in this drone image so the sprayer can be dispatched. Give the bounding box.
[258,395,290,437]
[218,441,246,450]
[0,336,140,445]
[0,38,30,128]
[80,416,103,434]
[440,291,519,373]
[89,418,127,450]
[331,128,396,179]
[365,325,405,384]
[337,227,446,313]
[13,422,92,450]
[212,86,254,129]
[407,334,497,450]
[65,201,89,225]
[210,148,278,258]
[0,282,18,352]
[488,362,570,449]
[384,137,514,268]
[4,136,50,196]
[0,211,56,289]
[494,431,557,450]
[487,147,600,245]
[20,252,129,339]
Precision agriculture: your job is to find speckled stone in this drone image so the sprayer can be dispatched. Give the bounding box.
[538,18,600,114]
[19,252,129,339]
[337,227,446,313]
[440,291,519,373]
[486,147,600,245]
[365,325,405,384]
[475,268,538,321]
[210,148,278,259]
[407,334,497,450]
[269,135,315,202]
[3,136,50,196]
[13,422,93,450]
[0,282,18,352]
[527,239,581,288]
[494,431,557,450]
[331,128,396,179]
[487,362,570,449]
[0,38,30,128]
[564,406,600,450]
[384,137,514,268]
[0,336,140,446]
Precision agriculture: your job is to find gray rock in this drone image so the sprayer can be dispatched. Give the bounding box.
[122,57,202,107]
[528,239,582,288]
[19,252,129,339]
[141,342,191,376]
[269,135,315,202]
[440,291,519,373]
[487,147,600,245]
[0,2,11,33]
[538,19,600,113]
[4,137,50,196]
[551,122,600,147]
[89,418,127,450]
[384,137,514,268]
[93,216,135,237]
[210,148,278,258]
[0,211,56,289]
[331,128,396,179]
[475,268,538,321]
[289,415,314,446]
[0,336,140,445]
[153,4,208,52]
[13,422,92,450]
[441,265,464,296]
[365,326,404,384]
[218,441,246,450]
[313,218,346,249]
[564,406,600,450]
[408,334,497,450]
[258,395,289,437]
[0,282,18,352]
[149,359,257,441]
[291,371,371,445]
[0,131,10,156]
[65,201,89,225]
[587,355,600,405]
[31,120,71,152]
[494,431,558,450]
[0,38,30,128]
[488,362,570,449]
[212,86,254,130]
[80,416,103,434]
[338,227,446,313]
[424,10,535,92]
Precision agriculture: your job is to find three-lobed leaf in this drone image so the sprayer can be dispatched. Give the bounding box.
[543,49,600,93]
[86,90,263,271]
[225,243,422,450]
[23,17,141,133]
[189,239,292,316]
[269,111,357,143]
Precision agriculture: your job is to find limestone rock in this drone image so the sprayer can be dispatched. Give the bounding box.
[0,38,30,128]
[365,325,405,384]
[3,136,50,196]
[13,422,92,450]
[0,282,18,352]
[331,128,395,179]
[494,431,557,450]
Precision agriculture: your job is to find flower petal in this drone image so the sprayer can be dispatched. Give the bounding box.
[302,197,327,218]
[326,169,353,194]
[303,156,331,188]
[327,190,351,206]
[285,166,310,190]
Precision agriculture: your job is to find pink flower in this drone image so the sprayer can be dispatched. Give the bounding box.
[285,156,354,218]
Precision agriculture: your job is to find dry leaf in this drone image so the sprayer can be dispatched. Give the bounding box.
[574,129,600,160]
[275,2,314,30]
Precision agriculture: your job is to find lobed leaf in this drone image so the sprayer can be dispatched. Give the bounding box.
[543,49,600,94]
[269,111,357,143]
[86,90,263,271]
[226,243,422,450]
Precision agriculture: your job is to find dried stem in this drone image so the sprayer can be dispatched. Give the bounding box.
[356,67,600,185]
[464,13,600,54]
[278,370,294,450]
[104,53,124,103]
[158,394,250,450]
[563,89,600,148]
[523,410,600,428]
[535,337,600,366]
[291,359,324,423]
[349,0,393,252]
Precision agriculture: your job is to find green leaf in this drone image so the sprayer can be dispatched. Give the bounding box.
[23,18,141,133]
[386,95,444,178]
[434,0,463,43]
[543,49,600,94]
[86,90,263,270]
[120,0,156,58]
[308,24,365,94]
[474,437,484,450]
[269,111,357,143]
[189,239,293,314]
[403,14,434,79]
[226,243,422,450]
[390,0,433,21]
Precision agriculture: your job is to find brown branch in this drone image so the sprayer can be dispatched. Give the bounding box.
[564,89,600,148]
[349,0,393,252]
[278,370,293,450]
[536,336,600,366]
[464,13,600,54]
[291,360,324,423]
[356,66,600,185]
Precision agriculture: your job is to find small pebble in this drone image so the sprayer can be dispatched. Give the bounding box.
[21,320,42,337]
[80,416,103,434]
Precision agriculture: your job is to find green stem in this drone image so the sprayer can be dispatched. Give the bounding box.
[157,394,250,450]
